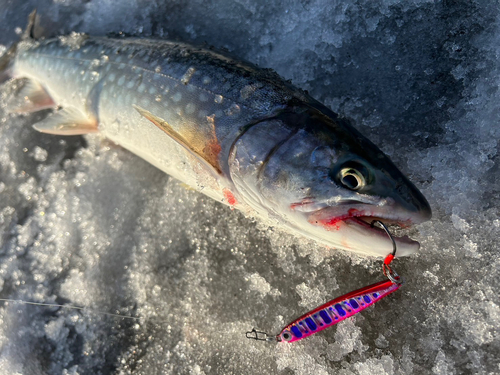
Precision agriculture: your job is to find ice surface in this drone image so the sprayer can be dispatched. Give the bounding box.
[0,0,499,374]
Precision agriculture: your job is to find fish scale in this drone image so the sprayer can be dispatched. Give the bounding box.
[17,37,298,172]
[0,15,431,257]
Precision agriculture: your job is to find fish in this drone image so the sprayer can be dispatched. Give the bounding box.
[0,12,431,257]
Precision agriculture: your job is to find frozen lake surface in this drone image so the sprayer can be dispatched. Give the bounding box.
[0,1,499,374]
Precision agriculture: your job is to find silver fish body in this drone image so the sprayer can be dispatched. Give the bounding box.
[1,31,431,257]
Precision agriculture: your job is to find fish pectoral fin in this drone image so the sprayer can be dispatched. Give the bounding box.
[133,105,222,175]
[6,79,55,114]
[32,107,98,135]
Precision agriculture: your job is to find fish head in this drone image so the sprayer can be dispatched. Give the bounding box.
[229,107,431,257]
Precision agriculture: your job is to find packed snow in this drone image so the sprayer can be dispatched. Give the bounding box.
[0,1,499,374]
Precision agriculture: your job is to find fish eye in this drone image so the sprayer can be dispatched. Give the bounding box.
[340,168,365,190]
[334,161,369,191]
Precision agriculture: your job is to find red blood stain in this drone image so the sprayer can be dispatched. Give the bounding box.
[320,216,346,230]
[223,188,237,207]
[311,208,363,231]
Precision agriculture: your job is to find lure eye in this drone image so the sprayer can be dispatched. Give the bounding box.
[334,161,369,191]
[281,330,293,342]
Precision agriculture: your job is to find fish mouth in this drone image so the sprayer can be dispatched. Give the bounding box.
[291,200,427,256]
[310,209,417,244]
[343,216,418,248]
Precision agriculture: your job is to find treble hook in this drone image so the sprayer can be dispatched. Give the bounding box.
[245,328,275,342]
[371,220,403,284]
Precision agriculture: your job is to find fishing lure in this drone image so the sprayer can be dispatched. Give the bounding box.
[246,221,403,343]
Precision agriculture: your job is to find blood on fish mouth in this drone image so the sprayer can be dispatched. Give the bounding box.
[304,206,414,241]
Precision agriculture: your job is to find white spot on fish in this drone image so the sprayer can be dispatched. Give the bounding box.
[155,65,162,73]
[240,84,257,100]
[224,104,241,117]
[149,86,156,95]
[172,92,182,102]
[108,73,116,82]
[108,119,120,135]
[118,76,125,86]
[199,93,208,102]
[185,103,196,114]
[126,80,135,89]
[203,76,211,85]
[214,95,223,104]
[138,83,146,93]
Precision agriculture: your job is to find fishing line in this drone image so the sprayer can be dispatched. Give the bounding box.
[0,298,142,321]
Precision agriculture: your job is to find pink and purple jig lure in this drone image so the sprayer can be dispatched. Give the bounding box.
[276,278,401,342]
[246,221,404,343]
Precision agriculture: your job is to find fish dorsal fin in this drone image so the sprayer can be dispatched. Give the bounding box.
[133,105,222,175]
[6,79,55,113]
[23,10,38,41]
[32,107,98,135]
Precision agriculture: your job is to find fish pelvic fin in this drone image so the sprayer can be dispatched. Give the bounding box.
[133,104,223,175]
[5,79,55,113]
[32,107,98,135]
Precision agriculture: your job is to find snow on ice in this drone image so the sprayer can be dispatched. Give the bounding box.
[0,1,499,374]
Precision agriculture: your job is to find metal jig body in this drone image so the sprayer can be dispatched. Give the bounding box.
[246,221,404,343]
